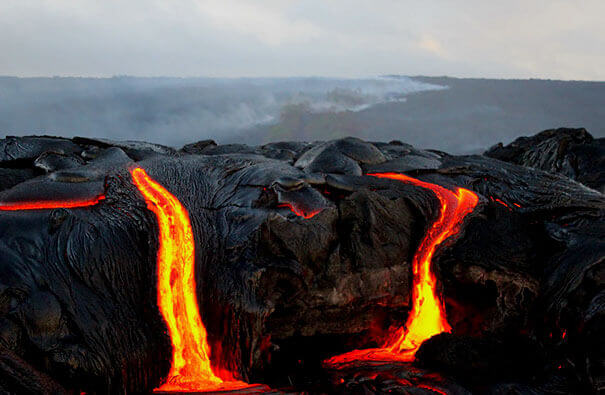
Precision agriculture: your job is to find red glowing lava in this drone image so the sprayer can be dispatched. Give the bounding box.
[131,167,250,392]
[0,195,105,211]
[417,384,449,395]
[277,202,322,219]
[493,198,509,208]
[325,172,478,365]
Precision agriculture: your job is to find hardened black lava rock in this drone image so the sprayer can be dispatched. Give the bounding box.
[485,127,605,192]
[0,130,602,394]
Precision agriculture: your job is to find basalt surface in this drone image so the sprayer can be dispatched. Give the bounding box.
[0,129,603,394]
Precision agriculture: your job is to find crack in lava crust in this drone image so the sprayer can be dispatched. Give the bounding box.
[325,172,479,366]
[131,167,250,392]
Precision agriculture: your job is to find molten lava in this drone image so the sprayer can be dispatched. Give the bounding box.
[325,172,478,365]
[277,202,322,219]
[417,384,449,395]
[131,167,248,392]
[0,167,478,392]
[0,195,105,211]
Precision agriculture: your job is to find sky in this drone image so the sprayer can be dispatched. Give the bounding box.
[1,0,604,80]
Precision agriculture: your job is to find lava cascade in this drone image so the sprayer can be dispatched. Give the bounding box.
[131,167,248,392]
[325,172,479,364]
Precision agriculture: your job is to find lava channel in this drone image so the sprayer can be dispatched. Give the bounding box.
[131,167,257,393]
[325,172,479,365]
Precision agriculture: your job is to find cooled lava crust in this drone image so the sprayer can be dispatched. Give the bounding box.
[0,129,603,394]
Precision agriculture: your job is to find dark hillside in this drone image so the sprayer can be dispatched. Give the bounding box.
[240,77,605,153]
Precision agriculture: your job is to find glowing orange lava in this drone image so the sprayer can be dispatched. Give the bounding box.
[277,202,322,219]
[325,172,478,365]
[131,167,249,392]
[0,195,105,211]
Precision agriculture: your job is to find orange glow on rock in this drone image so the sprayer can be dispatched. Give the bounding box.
[131,167,248,392]
[417,384,449,395]
[0,195,105,211]
[326,172,478,365]
[277,202,322,219]
[494,198,509,208]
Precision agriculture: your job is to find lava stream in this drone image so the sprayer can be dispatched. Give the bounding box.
[131,167,249,392]
[325,172,478,365]
[0,195,105,211]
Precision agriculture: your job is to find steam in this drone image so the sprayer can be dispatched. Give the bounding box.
[0,76,444,146]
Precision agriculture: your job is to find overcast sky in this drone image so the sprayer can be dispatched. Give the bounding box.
[1,0,604,80]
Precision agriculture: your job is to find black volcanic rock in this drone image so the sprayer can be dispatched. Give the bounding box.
[485,127,605,192]
[0,131,602,394]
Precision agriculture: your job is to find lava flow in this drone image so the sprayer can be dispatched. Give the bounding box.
[131,167,249,392]
[325,172,478,365]
[0,195,105,211]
